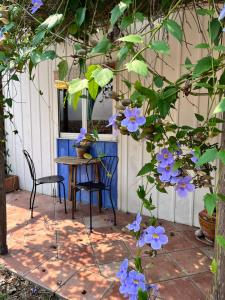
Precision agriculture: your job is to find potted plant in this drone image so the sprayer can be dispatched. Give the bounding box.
[73,127,96,158]
[4,149,19,193]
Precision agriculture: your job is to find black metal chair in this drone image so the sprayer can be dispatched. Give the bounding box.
[23,150,67,218]
[71,156,118,232]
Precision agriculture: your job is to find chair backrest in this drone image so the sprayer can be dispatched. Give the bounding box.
[23,150,36,181]
[85,156,118,188]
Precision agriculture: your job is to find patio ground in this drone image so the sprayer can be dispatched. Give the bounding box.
[0,190,213,300]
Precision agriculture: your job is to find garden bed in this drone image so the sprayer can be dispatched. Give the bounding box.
[0,265,60,300]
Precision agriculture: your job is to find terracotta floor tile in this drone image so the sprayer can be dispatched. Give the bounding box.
[164,232,196,252]
[25,257,76,291]
[157,277,205,300]
[57,266,111,300]
[199,246,214,260]
[142,254,184,283]
[83,214,115,229]
[92,240,130,264]
[99,261,122,280]
[89,226,122,243]
[103,282,125,299]
[190,271,213,296]
[170,248,211,274]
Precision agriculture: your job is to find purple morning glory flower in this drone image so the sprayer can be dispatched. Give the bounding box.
[223,28,225,32]
[107,113,119,133]
[0,28,3,39]
[190,150,198,163]
[138,226,168,250]
[176,143,182,156]
[31,0,43,14]
[175,176,195,197]
[157,163,179,182]
[116,259,129,282]
[156,148,174,168]
[76,127,87,143]
[127,213,142,232]
[119,270,146,299]
[121,107,146,132]
[219,5,225,21]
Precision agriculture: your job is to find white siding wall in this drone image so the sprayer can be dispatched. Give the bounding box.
[4,12,218,226]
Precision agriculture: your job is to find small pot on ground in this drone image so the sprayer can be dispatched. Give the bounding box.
[5,175,19,193]
[198,209,216,243]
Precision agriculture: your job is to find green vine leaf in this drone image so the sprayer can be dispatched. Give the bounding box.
[210,258,218,274]
[164,19,183,43]
[68,91,82,111]
[209,18,221,43]
[120,15,134,30]
[58,60,68,81]
[85,65,100,100]
[137,163,154,176]
[126,60,148,77]
[213,98,225,114]
[91,37,112,54]
[68,78,88,94]
[150,40,170,55]
[193,56,218,78]
[216,235,225,250]
[194,43,210,49]
[196,8,215,16]
[38,14,63,31]
[118,34,143,43]
[196,147,218,166]
[204,193,217,216]
[110,0,131,26]
[93,68,113,88]
[75,7,86,27]
[217,150,225,164]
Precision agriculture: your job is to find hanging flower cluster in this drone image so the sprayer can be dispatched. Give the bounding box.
[31,0,43,14]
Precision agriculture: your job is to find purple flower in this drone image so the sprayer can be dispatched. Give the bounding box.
[119,270,146,299]
[107,113,119,133]
[138,226,168,250]
[157,163,179,182]
[219,5,225,21]
[0,28,4,40]
[116,259,129,282]
[176,143,182,156]
[190,150,198,163]
[156,148,174,168]
[31,0,43,14]
[121,107,146,132]
[127,213,142,232]
[76,127,87,143]
[175,176,195,197]
[146,283,159,298]
[223,28,225,32]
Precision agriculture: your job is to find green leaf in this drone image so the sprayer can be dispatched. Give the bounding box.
[118,34,143,43]
[126,60,148,77]
[38,14,63,31]
[196,147,218,166]
[11,74,19,81]
[42,50,56,60]
[217,150,225,164]
[197,8,215,16]
[216,235,225,249]
[213,45,225,52]
[150,40,170,55]
[93,68,113,88]
[193,56,217,78]
[210,258,218,274]
[153,75,164,88]
[137,185,146,199]
[184,57,193,70]
[58,60,68,80]
[110,0,131,26]
[138,289,148,300]
[209,18,221,43]
[213,98,225,114]
[68,78,88,94]
[91,37,112,54]
[30,50,56,65]
[32,30,46,46]
[195,43,210,49]
[117,46,129,63]
[68,91,82,111]
[164,19,183,43]
[85,65,100,100]
[75,7,86,27]
[134,12,144,22]
[120,15,133,30]
[137,163,153,176]
[195,113,204,122]
[204,193,217,216]
[134,256,143,272]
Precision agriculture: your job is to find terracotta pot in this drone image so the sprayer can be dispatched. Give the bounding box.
[199,209,216,242]
[5,175,19,193]
[76,145,90,158]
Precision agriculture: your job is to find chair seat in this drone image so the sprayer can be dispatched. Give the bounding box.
[36,175,64,184]
[76,181,106,191]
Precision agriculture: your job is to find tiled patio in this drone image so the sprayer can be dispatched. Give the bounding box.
[0,191,214,300]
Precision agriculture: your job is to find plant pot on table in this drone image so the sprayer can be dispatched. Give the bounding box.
[76,144,91,158]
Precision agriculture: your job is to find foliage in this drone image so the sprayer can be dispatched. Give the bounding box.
[1,0,225,299]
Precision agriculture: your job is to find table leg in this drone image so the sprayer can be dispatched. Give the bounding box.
[94,164,101,212]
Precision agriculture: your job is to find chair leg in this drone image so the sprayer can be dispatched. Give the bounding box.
[61,182,67,214]
[58,182,62,203]
[31,184,37,218]
[29,183,34,209]
[72,187,77,219]
[98,190,102,213]
[89,191,93,233]
[109,190,116,226]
